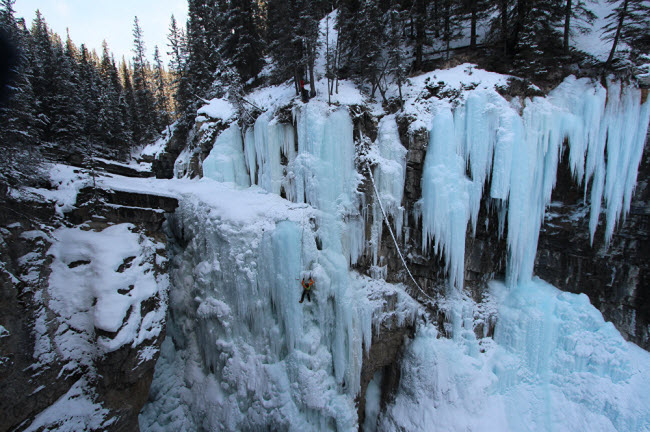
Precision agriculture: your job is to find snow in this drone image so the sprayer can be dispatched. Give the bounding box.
[197,97,235,122]
[27,164,89,216]
[380,278,650,432]
[137,123,177,160]
[23,378,113,432]
[47,223,167,365]
[96,156,151,173]
[398,64,512,132]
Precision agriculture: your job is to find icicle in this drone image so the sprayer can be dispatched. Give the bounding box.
[419,77,650,290]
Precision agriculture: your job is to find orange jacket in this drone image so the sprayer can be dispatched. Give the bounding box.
[301,279,314,290]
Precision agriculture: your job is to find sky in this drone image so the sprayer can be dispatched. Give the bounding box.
[13,0,189,65]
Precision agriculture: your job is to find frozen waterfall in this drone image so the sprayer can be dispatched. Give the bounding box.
[141,73,650,432]
[419,77,650,289]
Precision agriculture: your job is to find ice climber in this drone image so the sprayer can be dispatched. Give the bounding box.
[299,277,314,303]
[300,79,310,102]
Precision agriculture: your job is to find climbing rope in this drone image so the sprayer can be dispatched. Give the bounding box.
[365,161,435,303]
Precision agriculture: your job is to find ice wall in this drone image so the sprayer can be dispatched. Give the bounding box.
[142,101,417,431]
[139,190,418,431]
[419,77,650,289]
[377,279,650,432]
[202,123,251,187]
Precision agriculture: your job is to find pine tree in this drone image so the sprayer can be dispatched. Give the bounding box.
[121,58,139,149]
[219,0,264,82]
[386,7,408,107]
[266,0,300,88]
[99,41,129,154]
[0,0,38,151]
[153,46,171,129]
[49,35,83,146]
[603,0,650,66]
[511,0,564,76]
[131,16,157,143]
[29,10,57,141]
[343,0,386,98]
[562,0,596,53]
[461,0,493,50]
[167,14,190,118]
[186,0,217,103]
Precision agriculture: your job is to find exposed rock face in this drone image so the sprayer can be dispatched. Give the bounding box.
[357,291,416,431]
[370,115,648,352]
[369,119,506,310]
[536,138,650,350]
[0,198,70,432]
[0,177,177,432]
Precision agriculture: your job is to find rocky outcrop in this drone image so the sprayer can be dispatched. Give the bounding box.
[536,138,650,350]
[0,175,177,431]
[356,291,417,431]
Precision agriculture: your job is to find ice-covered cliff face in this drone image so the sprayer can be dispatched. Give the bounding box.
[419,77,650,291]
[141,70,650,432]
[140,103,418,431]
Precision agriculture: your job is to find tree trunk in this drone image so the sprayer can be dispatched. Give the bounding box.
[513,0,528,51]
[500,0,508,55]
[563,0,572,53]
[470,0,477,50]
[309,49,316,97]
[606,0,629,66]
[444,2,451,60]
[415,0,426,70]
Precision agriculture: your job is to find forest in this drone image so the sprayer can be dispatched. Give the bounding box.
[0,0,648,185]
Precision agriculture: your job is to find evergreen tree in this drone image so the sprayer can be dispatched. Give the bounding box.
[386,7,408,106]
[413,0,428,70]
[461,0,493,50]
[49,34,83,146]
[29,10,56,141]
[219,0,264,82]
[78,44,104,144]
[562,0,596,53]
[0,0,38,150]
[131,16,157,143]
[121,58,139,149]
[266,0,300,88]
[511,0,564,76]
[153,45,171,129]
[99,41,129,154]
[186,0,219,103]
[340,0,387,97]
[603,0,650,66]
[167,14,190,118]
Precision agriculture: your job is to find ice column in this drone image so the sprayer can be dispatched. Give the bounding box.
[370,115,407,267]
[419,105,471,291]
[202,123,251,187]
